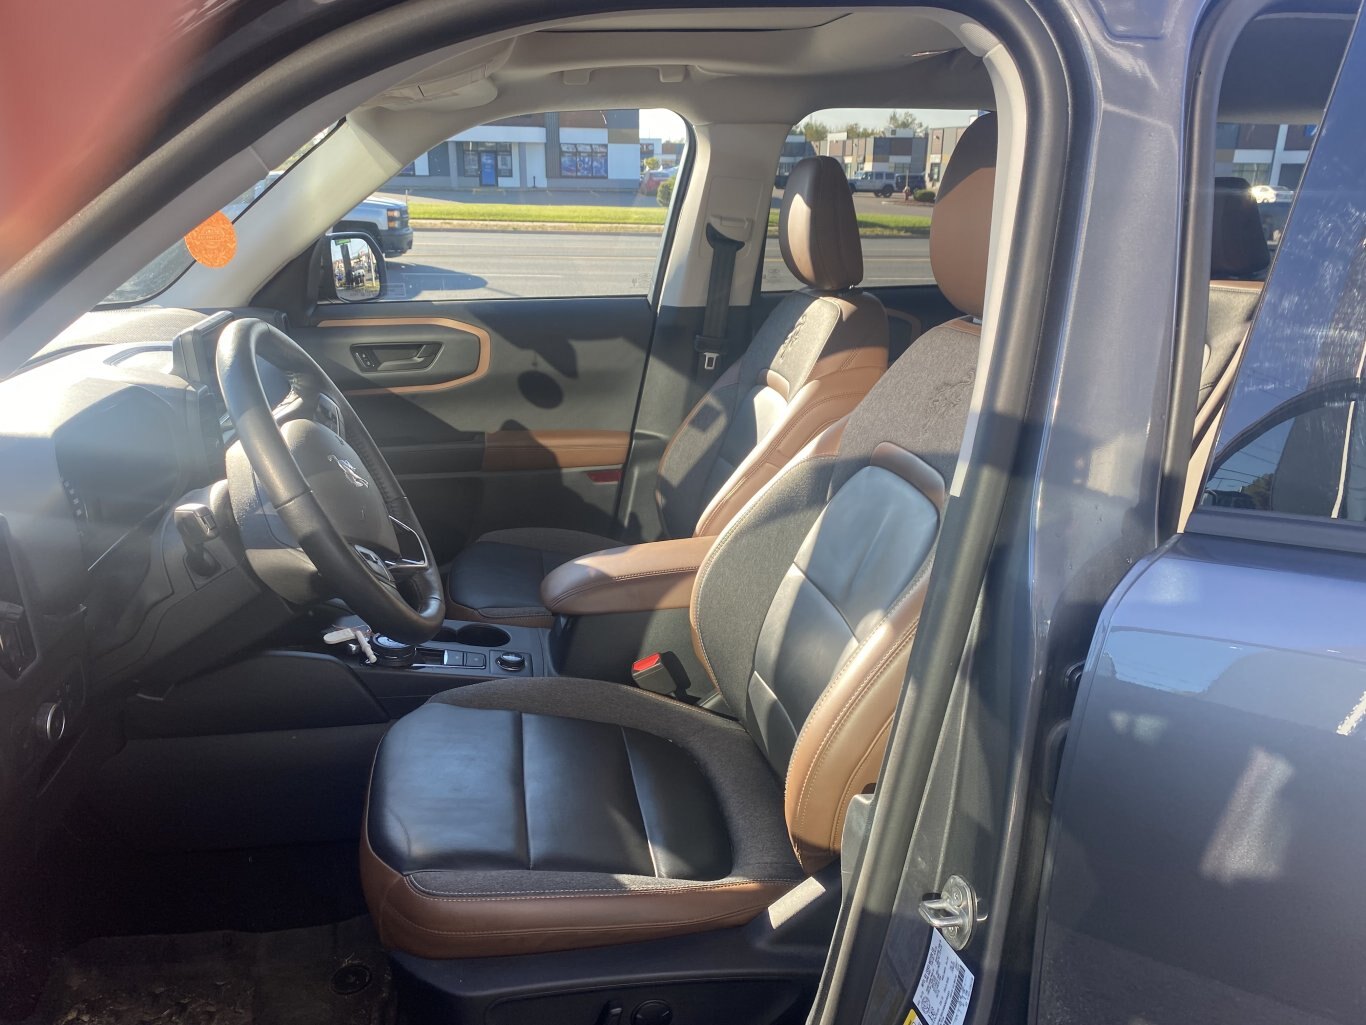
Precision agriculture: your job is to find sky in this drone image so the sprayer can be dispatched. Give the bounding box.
[639,106,979,142]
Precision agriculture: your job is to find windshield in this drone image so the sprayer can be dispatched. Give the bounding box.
[98,123,341,307]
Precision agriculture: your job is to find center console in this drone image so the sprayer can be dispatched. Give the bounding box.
[346,619,552,717]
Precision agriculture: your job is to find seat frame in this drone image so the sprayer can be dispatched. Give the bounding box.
[390,867,841,1025]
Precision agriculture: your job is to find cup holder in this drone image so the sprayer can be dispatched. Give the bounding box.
[439,624,511,648]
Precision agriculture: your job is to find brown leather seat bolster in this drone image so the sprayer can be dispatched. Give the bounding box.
[693,363,884,537]
[361,833,794,959]
[541,535,717,616]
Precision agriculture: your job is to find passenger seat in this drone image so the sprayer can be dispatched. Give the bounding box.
[448,156,889,627]
[1183,176,1270,520]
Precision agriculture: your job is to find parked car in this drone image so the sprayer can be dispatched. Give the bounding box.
[849,170,899,196]
[333,195,413,258]
[229,172,413,257]
[638,167,676,195]
[1250,182,1294,203]
[894,172,927,192]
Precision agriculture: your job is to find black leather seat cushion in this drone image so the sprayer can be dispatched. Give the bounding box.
[362,679,805,958]
[371,704,732,879]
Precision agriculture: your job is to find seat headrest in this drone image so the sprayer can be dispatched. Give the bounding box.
[929,113,998,319]
[779,156,863,291]
[1211,177,1270,279]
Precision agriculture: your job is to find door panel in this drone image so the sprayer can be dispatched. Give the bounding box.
[295,296,654,563]
[1037,536,1366,1024]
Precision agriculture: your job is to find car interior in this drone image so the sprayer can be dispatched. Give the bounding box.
[0,4,1355,1024]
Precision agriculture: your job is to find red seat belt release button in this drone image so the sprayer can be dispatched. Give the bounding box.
[631,652,677,695]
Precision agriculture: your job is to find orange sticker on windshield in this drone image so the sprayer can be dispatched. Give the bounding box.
[184,211,237,268]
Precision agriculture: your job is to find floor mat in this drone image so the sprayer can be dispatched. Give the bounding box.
[28,917,393,1025]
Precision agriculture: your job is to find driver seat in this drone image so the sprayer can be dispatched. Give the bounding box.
[362,114,997,959]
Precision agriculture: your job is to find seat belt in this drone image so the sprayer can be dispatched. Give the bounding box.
[693,222,745,375]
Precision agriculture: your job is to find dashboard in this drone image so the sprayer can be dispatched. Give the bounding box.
[56,386,186,571]
[0,307,295,854]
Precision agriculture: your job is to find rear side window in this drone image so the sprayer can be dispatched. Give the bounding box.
[1202,41,1366,522]
[763,108,977,292]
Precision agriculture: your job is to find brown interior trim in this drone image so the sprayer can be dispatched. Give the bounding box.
[316,316,492,395]
[483,429,631,471]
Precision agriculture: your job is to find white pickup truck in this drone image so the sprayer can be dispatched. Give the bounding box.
[236,173,414,257]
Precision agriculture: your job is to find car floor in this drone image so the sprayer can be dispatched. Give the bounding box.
[23,917,394,1025]
[1,810,384,1025]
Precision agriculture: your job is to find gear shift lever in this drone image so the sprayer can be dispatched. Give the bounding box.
[371,634,417,667]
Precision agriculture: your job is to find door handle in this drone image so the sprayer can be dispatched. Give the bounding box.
[351,342,441,373]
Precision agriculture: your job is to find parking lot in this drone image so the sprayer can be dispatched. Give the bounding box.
[383,225,933,301]
[378,187,934,300]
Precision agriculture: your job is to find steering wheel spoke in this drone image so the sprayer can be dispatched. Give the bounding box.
[350,516,430,585]
[273,390,344,439]
[352,543,398,585]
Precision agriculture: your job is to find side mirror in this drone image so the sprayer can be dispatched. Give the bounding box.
[324,232,386,302]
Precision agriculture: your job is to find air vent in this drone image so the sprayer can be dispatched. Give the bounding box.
[106,345,174,374]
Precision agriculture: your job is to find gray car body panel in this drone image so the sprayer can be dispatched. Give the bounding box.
[1037,532,1366,1024]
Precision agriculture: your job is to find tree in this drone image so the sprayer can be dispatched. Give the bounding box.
[643,156,660,170]
[839,123,871,138]
[886,109,927,133]
[798,119,829,143]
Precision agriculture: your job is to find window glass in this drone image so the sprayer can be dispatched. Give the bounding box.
[1202,43,1366,523]
[100,123,340,306]
[762,107,979,292]
[373,109,686,301]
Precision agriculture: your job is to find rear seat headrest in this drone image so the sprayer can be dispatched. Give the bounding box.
[1211,177,1270,279]
[929,113,998,320]
[779,156,863,292]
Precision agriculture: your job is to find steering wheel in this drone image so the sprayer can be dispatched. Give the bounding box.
[216,318,444,643]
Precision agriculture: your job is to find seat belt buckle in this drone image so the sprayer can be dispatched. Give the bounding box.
[693,334,725,371]
[631,652,686,697]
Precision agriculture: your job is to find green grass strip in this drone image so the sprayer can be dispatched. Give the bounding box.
[407,200,932,237]
[407,201,667,225]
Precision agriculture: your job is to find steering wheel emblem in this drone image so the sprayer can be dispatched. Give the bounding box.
[330,454,371,488]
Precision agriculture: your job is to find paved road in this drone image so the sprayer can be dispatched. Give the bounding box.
[384,229,932,301]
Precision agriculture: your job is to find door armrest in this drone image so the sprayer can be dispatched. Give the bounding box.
[540,536,717,617]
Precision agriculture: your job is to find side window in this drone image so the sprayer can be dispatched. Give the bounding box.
[365,108,687,302]
[762,107,978,292]
[1200,37,1366,523]
[1175,12,1354,533]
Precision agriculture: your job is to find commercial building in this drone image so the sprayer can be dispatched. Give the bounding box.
[776,134,818,179]
[926,121,979,186]
[387,109,643,190]
[1215,123,1316,189]
[821,128,927,179]
[640,138,685,169]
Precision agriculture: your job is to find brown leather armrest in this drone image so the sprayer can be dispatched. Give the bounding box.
[540,536,717,617]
